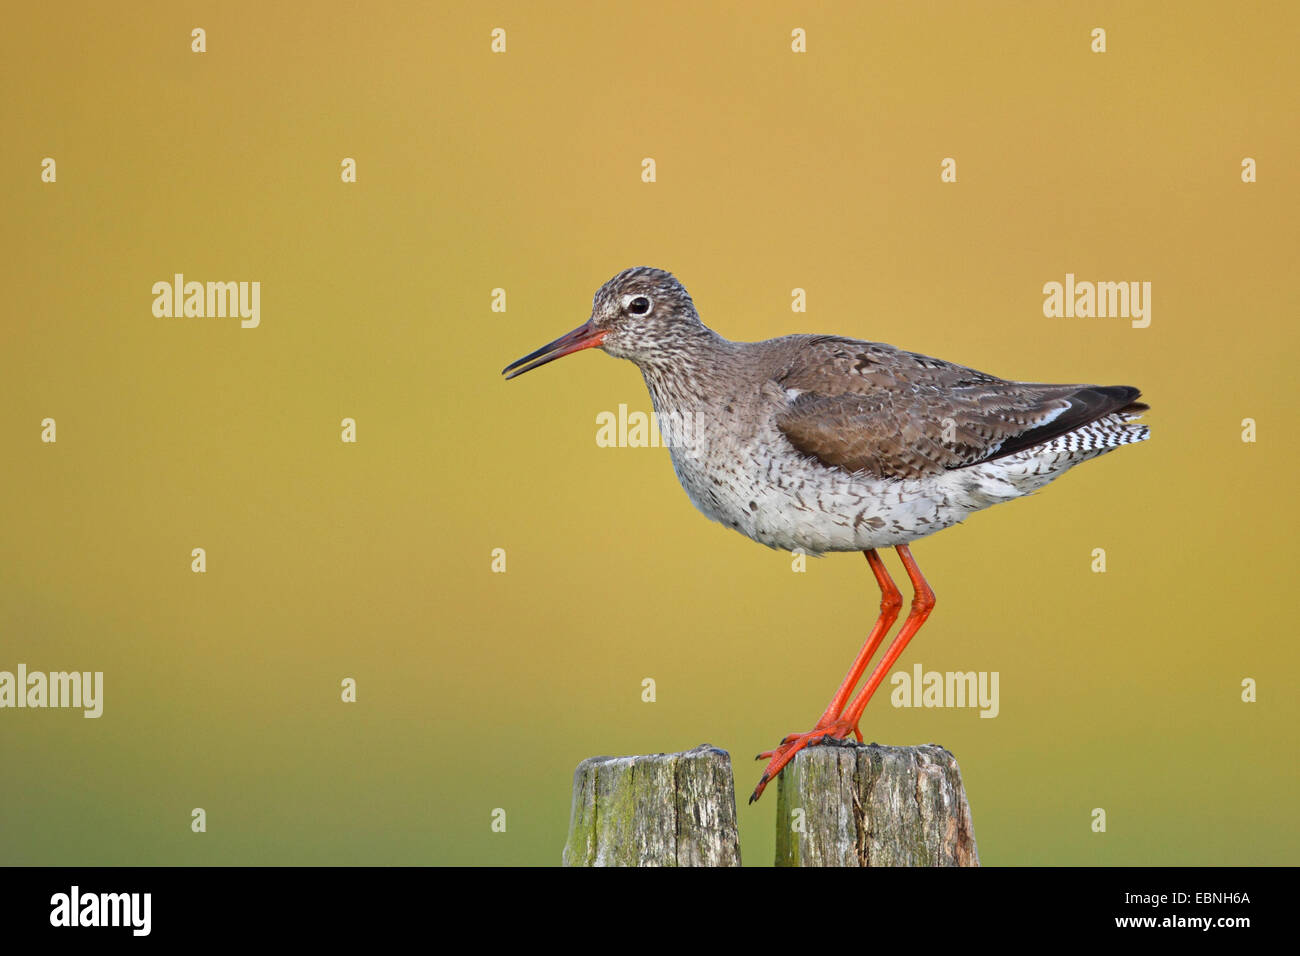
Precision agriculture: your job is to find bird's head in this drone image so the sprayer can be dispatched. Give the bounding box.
[502,267,703,379]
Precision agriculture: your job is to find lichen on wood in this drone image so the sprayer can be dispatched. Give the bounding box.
[775,742,979,867]
[563,744,741,867]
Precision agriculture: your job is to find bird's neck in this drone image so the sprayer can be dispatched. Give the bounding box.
[634,326,736,416]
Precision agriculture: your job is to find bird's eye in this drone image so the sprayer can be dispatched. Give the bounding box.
[627,296,652,316]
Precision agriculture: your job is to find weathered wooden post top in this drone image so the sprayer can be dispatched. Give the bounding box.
[563,744,742,867]
[563,742,977,867]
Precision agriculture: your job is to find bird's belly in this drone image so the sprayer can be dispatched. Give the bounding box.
[665,443,970,555]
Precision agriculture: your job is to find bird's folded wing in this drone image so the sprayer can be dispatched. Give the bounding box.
[772,336,1143,479]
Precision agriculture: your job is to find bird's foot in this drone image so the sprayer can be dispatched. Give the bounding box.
[749,718,861,804]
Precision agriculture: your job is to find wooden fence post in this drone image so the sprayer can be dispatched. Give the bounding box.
[563,744,741,866]
[774,742,979,866]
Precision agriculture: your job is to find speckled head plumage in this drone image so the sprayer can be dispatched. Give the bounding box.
[501,266,713,379]
[592,267,695,315]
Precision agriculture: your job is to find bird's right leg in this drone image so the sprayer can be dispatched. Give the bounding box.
[834,544,935,736]
[750,549,902,802]
[811,549,902,734]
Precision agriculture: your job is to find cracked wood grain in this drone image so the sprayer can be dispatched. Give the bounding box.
[562,744,742,867]
[774,743,979,867]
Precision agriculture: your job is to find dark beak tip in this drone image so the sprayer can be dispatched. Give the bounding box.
[501,320,604,381]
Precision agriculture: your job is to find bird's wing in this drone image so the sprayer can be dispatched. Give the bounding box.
[770,335,1145,479]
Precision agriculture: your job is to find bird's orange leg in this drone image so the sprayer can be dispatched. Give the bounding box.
[750,544,936,803]
[749,549,903,803]
[815,549,903,730]
[836,544,935,732]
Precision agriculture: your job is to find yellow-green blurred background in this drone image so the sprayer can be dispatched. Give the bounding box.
[2,1,1297,866]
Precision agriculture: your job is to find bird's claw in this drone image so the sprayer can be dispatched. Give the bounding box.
[749,719,861,802]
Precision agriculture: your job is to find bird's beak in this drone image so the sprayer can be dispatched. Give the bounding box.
[501,319,608,380]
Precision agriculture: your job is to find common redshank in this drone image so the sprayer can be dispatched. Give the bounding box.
[502,267,1149,803]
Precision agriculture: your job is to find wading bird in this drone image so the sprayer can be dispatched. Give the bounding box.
[503,267,1148,802]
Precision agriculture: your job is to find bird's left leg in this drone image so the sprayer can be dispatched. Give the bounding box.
[749,544,935,804]
[748,548,902,803]
[834,544,935,736]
